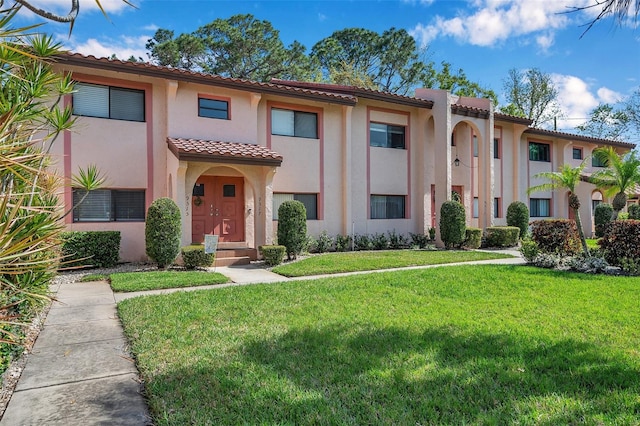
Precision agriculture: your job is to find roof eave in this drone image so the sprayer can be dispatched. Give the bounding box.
[55,54,357,106]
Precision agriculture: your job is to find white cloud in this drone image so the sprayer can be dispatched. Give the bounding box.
[65,34,148,60]
[552,74,624,129]
[410,0,596,48]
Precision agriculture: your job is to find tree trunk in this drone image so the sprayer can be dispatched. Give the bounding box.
[611,191,627,220]
[573,207,590,256]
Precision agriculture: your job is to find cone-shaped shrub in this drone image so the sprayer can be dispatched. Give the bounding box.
[277,200,307,260]
[146,198,181,268]
[506,201,529,239]
[440,200,466,249]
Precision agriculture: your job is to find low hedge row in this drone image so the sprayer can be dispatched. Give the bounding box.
[180,245,215,270]
[61,231,121,268]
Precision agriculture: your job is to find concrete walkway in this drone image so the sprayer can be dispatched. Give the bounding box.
[2,250,524,424]
[1,281,151,425]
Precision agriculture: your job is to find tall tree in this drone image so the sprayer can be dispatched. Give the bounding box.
[147,14,317,82]
[311,27,429,95]
[576,103,630,141]
[590,147,640,220]
[528,160,591,255]
[424,61,498,105]
[501,68,562,127]
[145,29,205,69]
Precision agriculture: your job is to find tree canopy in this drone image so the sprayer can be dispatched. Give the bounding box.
[501,68,562,127]
[146,15,496,101]
[576,104,630,141]
[147,14,317,82]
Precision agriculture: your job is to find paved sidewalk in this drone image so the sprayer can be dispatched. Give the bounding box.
[1,281,151,425]
[2,250,523,424]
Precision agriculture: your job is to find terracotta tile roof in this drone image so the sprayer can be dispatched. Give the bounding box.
[494,112,534,125]
[270,79,434,109]
[524,128,635,149]
[451,104,490,119]
[56,53,357,106]
[167,138,283,166]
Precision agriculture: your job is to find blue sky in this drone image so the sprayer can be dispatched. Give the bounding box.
[17,0,640,140]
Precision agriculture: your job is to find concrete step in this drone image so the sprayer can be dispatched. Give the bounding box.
[216,248,258,260]
[214,256,251,267]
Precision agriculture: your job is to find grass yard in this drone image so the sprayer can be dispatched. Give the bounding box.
[118,265,640,425]
[110,271,228,292]
[272,249,514,277]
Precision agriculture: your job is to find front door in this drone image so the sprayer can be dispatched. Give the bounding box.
[191,176,244,244]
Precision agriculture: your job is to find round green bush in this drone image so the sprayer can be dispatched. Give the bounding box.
[594,203,613,238]
[440,200,466,249]
[145,197,181,268]
[628,204,640,220]
[277,200,307,260]
[506,201,529,239]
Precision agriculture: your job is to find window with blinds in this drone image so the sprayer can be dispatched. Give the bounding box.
[271,108,318,139]
[370,195,405,219]
[73,83,145,122]
[73,189,145,222]
[273,193,318,220]
[198,98,229,119]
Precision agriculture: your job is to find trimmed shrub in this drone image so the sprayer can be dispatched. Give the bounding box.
[388,231,408,249]
[410,232,429,249]
[61,231,121,268]
[146,197,182,268]
[519,239,540,263]
[484,226,520,248]
[464,227,482,249]
[181,246,214,270]
[618,212,629,220]
[310,231,333,253]
[371,233,389,250]
[594,203,613,238]
[629,204,640,220]
[598,220,640,267]
[530,219,581,256]
[428,227,436,241]
[259,245,286,266]
[440,200,466,249]
[354,234,373,251]
[335,234,352,252]
[506,201,529,239]
[277,200,307,260]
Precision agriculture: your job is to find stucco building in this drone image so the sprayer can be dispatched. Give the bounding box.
[52,53,635,262]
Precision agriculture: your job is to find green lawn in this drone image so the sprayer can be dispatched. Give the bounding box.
[110,271,228,292]
[118,265,640,424]
[272,249,514,277]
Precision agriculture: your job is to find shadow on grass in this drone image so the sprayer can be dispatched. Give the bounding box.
[147,325,640,424]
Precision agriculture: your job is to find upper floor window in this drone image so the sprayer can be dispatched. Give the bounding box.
[73,83,145,122]
[198,97,229,120]
[271,108,318,139]
[273,193,318,220]
[73,189,145,222]
[371,195,406,219]
[529,142,550,162]
[370,123,406,149]
[473,135,479,157]
[572,147,583,160]
[592,155,608,167]
[494,138,501,159]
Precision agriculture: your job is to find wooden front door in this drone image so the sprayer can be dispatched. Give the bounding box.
[191,176,244,244]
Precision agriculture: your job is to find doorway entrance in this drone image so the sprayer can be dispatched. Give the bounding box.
[191,176,244,243]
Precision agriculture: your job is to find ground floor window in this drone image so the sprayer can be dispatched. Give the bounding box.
[530,198,551,217]
[494,197,501,218]
[273,193,318,220]
[370,195,405,219]
[73,189,145,222]
[473,197,479,218]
